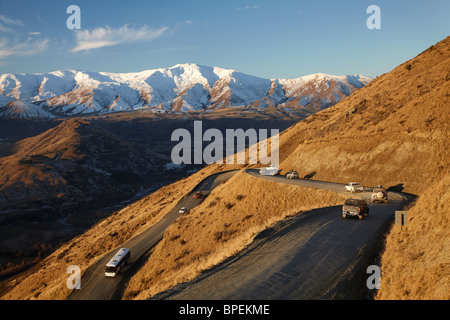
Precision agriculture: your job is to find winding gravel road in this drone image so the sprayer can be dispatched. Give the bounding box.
[151,169,410,300]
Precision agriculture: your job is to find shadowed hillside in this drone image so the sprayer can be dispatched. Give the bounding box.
[0,118,168,223]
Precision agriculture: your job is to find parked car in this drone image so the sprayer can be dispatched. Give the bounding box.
[286,171,299,179]
[194,191,203,199]
[371,186,388,203]
[345,182,364,193]
[342,198,369,219]
[179,207,188,214]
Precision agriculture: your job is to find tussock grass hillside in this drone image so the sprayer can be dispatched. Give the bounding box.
[277,37,449,195]
[376,173,449,300]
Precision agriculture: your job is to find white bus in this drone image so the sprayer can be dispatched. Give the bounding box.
[105,248,131,277]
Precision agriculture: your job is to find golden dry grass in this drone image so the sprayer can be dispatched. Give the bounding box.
[122,171,347,299]
[376,173,450,300]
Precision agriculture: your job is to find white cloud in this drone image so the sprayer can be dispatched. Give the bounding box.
[72,24,169,53]
[0,15,24,34]
[0,15,48,62]
[36,14,45,24]
[0,37,49,60]
[237,5,261,11]
[0,15,24,26]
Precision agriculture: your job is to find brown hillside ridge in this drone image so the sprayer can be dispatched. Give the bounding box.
[0,118,167,221]
[277,36,449,195]
[1,36,448,300]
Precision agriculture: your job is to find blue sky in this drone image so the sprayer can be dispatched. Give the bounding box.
[0,0,448,79]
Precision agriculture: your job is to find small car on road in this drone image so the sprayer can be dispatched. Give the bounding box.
[194,191,203,199]
[179,207,188,214]
[342,198,369,220]
[286,171,299,179]
[345,182,364,193]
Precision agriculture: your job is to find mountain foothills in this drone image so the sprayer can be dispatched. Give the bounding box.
[0,119,169,224]
[0,36,448,300]
[0,64,371,118]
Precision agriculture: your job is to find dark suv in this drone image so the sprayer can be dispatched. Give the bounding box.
[342,198,369,220]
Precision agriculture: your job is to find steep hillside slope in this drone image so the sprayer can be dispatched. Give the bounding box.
[277,37,449,195]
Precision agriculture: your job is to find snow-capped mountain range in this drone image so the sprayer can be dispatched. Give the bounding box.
[0,63,372,118]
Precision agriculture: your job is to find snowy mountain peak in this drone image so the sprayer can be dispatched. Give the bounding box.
[0,64,372,118]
